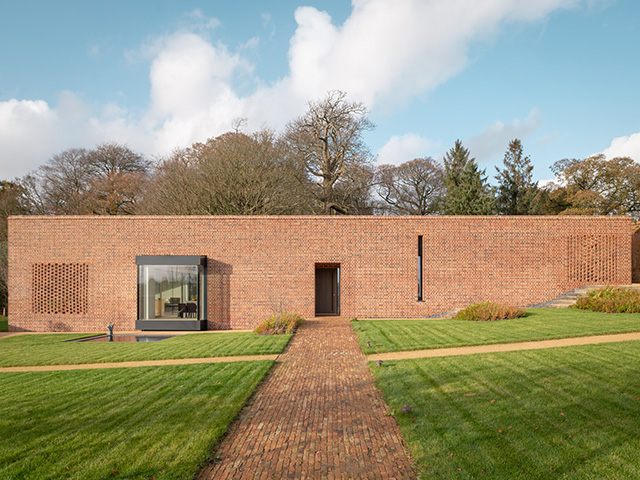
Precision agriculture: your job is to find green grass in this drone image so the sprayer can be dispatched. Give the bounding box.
[372,341,640,479]
[0,332,291,367]
[0,361,272,480]
[0,316,6,332]
[354,308,640,354]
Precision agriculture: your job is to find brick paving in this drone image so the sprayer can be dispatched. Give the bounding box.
[199,317,416,479]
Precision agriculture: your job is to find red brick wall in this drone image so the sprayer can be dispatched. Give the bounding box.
[633,224,640,283]
[8,215,632,332]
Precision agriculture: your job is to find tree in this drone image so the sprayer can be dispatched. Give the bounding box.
[376,157,445,215]
[139,148,203,215]
[443,140,494,215]
[0,181,30,313]
[84,143,151,215]
[141,129,310,215]
[17,143,150,215]
[494,139,539,215]
[547,154,640,218]
[35,147,95,214]
[331,162,376,215]
[285,90,375,214]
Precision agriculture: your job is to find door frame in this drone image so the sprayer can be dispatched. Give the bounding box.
[315,263,340,316]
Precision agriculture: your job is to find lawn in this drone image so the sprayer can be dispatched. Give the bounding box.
[0,332,291,367]
[372,341,640,479]
[354,308,640,354]
[0,316,7,332]
[0,361,272,480]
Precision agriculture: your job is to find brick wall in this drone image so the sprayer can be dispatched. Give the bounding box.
[633,223,640,283]
[8,215,632,332]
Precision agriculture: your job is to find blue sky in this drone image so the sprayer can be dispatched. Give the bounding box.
[1,0,639,183]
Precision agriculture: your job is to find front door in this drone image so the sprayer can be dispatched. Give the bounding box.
[315,266,339,315]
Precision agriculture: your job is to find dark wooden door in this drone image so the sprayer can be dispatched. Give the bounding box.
[315,267,338,315]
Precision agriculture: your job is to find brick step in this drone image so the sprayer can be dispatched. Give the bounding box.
[426,308,462,319]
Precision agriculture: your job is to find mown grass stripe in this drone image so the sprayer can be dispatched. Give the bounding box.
[354,308,640,354]
[0,361,273,480]
[372,342,640,478]
[0,331,291,367]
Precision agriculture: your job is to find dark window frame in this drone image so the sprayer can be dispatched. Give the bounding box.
[418,236,423,302]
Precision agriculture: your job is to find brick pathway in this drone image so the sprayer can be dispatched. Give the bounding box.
[199,317,416,479]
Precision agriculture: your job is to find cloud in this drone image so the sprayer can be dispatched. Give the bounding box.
[376,134,439,166]
[185,9,221,31]
[261,13,276,38]
[284,0,583,107]
[602,131,640,161]
[0,99,58,179]
[537,178,559,189]
[465,108,544,164]
[0,0,586,179]
[0,92,158,180]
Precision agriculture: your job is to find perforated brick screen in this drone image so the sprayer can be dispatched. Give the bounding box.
[568,235,616,283]
[32,263,89,314]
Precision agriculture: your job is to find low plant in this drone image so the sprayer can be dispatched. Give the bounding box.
[455,301,526,321]
[254,312,304,335]
[573,285,640,313]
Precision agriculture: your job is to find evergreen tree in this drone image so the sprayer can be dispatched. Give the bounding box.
[495,139,539,215]
[443,140,494,215]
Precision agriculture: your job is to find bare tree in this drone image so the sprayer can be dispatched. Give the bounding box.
[38,148,95,214]
[84,143,151,215]
[88,142,151,175]
[376,157,445,215]
[141,129,310,215]
[139,149,204,215]
[17,143,150,215]
[332,162,376,215]
[285,90,375,214]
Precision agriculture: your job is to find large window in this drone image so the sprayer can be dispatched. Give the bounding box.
[137,256,206,321]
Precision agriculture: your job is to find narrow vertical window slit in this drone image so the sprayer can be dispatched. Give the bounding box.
[418,235,423,301]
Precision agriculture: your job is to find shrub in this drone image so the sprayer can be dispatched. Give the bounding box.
[455,301,526,321]
[254,312,304,335]
[573,286,640,313]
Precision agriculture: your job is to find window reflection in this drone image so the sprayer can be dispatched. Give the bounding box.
[138,265,203,320]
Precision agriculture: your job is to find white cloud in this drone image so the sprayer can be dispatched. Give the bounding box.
[537,178,559,189]
[261,12,276,37]
[465,108,544,164]
[376,134,439,166]
[185,9,221,31]
[0,92,157,180]
[0,0,587,179]
[284,0,583,107]
[602,131,640,161]
[0,99,58,179]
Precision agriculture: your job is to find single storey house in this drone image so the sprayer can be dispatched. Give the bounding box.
[7,215,632,332]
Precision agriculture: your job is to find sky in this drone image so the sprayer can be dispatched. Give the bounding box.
[1,0,639,184]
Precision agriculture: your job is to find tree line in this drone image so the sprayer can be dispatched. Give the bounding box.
[1,90,639,310]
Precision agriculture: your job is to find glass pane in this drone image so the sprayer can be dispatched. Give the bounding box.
[137,265,200,320]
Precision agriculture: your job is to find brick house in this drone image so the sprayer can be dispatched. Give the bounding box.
[7,215,632,332]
